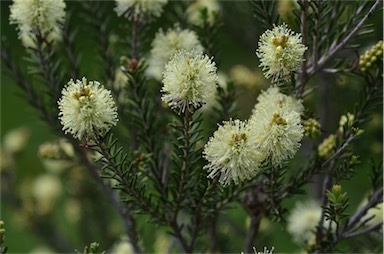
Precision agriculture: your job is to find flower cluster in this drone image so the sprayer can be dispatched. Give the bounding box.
[161,50,218,113]
[9,0,66,48]
[147,26,203,80]
[186,0,220,27]
[256,24,307,83]
[287,200,334,244]
[359,40,383,72]
[338,112,355,134]
[58,78,118,141]
[114,0,167,20]
[303,118,321,139]
[250,87,304,167]
[318,134,336,159]
[204,87,304,185]
[203,119,264,185]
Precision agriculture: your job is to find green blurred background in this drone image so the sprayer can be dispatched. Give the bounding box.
[1,0,382,253]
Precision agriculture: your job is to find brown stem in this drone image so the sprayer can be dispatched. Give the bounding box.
[243,215,261,253]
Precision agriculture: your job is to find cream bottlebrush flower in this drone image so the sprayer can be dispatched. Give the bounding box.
[114,0,167,19]
[252,86,304,115]
[256,23,307,82]
[9,0,66,48]
[186,0,220,26]
[147,26,204,80]
[32,174,62,214]
[203,119,264,185]
[250,87,304,166]
[58,78,118,141]
[288,200,334,244]
[161,50,218,112]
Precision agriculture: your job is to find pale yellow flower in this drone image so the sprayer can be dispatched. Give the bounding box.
[161,50,218,112]
[203,119,264,185]
[288,200,335,244]
[250,87,304,166]
[9,0,66,48]
[114,0,167,19]
[256,23,307,83]
[147,25,203,80]
[58,78,118,141]
[186,0,220,26]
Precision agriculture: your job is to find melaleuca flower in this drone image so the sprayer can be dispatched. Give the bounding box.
[147,25,203,80]
[256,23,307,83]
[114,0,167,20]
[288,200,335,244]
[252,86,304,115]
[161,50,218,112]
[186,0,220,27]
[9,0,66,48]
[250,87,304,166]
[58,78,118,141]
[203,119,264,185]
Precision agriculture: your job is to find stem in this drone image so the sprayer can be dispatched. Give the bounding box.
[170,109,193,252]
[316,160,336,236]
[1,49,57,129]
[71,140,142,254]
[300,0,381,86]
[208,216,218,253]
[342,222,383,240]
[35,31,60,100]
[297,0,308,95]
[131,18,141,59]
[63,16,80,79]
[345,187,383,231]
[243,215,261,253]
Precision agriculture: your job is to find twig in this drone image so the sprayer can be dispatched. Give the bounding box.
[243,215,261,253]
[342,222,383,240]
[63,15,80,80]
[71,139,142,254]
[346,187,383,231]
[298,0,308,91]
[301,0,381,86]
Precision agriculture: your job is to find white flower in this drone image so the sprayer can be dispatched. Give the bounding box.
[252,86,304,115]
[256,23,307,83]
[147,25,203,80]
[287,200,334,244]
[111,236,134,254]
[186,0,220,27]
[250,87,304,166]
[161,50,218,112]
[3,126,30,154]
[9,0,66,48]
[203,119,265,185]
[58,78,118,141]
[114,0,167,19]
[32,174,62,214]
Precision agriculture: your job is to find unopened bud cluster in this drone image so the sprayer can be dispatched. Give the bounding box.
[318,134,336,159]
[359,40,383,72]
[303,118,321,139]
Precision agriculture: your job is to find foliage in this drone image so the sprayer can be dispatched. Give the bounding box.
[1,0,382,253]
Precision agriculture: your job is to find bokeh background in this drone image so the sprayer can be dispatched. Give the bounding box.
[1,0,383,253]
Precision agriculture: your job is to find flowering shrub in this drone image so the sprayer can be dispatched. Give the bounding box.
[1,0,383,253]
